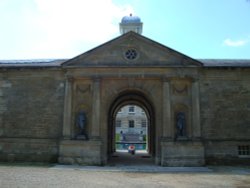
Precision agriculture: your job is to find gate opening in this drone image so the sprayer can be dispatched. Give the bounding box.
[108,91,155,165]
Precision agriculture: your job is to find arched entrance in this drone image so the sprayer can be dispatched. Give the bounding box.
[108,90,155,164]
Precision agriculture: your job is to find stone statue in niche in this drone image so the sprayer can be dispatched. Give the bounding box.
[76,111,88,140]
[176,112,185,137]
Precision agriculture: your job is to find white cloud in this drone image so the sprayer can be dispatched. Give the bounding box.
[223,38,248,47]
[29,0,134,58]
[0,0,134,59]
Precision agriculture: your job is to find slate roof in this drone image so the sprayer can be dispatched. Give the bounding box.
[0,59,67,68]
[199,59,250,67]
[1,58,250,68]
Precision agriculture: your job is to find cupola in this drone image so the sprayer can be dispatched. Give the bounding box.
[120,14,143,35]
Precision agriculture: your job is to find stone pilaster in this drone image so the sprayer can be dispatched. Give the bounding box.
[192,79,201,139]
[91,78,101,139]
[62,77,73,139]
[162,78,172,139]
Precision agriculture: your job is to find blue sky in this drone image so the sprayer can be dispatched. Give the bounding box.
[0,0,250,60]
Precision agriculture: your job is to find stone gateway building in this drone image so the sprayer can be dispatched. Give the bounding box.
[0,15,249,166]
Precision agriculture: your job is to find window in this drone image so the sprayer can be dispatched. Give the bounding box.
[118,109,122,113]
[238,145,250,156]
[141,120,147,127]
[125,49,137,60]
[116,120,121,127]
[128,106,135,113]
[129,120,134,128]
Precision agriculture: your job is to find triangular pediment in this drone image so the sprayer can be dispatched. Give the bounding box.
[63,32,202,67]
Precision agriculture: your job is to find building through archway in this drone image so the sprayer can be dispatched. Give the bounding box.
[114,105,148,152]
[107,91,155,164]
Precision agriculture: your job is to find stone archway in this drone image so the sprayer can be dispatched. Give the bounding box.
[107,90,155,162]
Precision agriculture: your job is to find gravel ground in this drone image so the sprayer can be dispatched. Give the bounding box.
[0,164,250,188]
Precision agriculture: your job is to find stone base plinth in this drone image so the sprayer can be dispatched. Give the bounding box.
[75,134,87,140]
[58,139,103,165]
[161,140,205,166]
[0,138,58,163]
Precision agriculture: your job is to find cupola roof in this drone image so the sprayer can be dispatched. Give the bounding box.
[121,14,141,24]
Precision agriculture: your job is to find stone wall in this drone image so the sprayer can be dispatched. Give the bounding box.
[200,68,250,164]
[58,140,102,165]
[0,68,65,162]
[0,66,249,165]
[161,141,204,166]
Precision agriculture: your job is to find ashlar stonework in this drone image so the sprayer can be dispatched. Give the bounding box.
[0,32,249,166]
